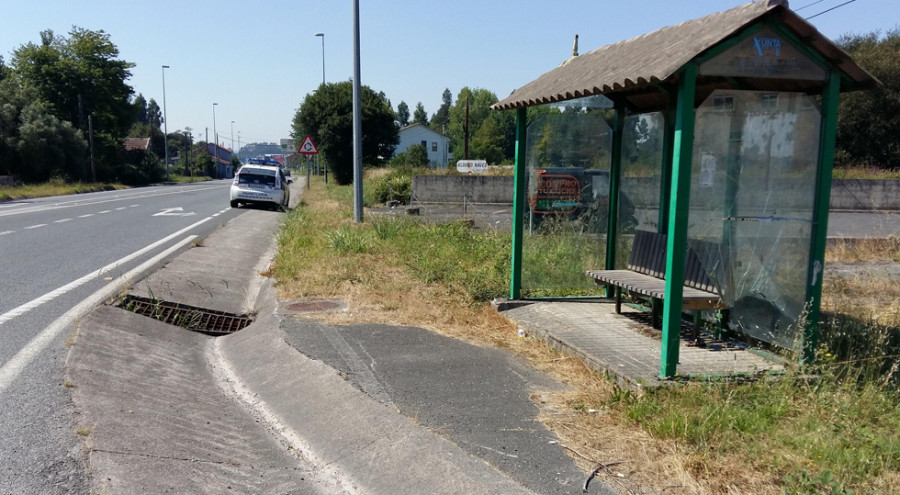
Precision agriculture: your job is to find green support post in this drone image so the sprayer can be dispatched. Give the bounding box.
[658,90,677,233]
[660,64,698,379]
[803,71,841,365]
[604,101,626,296]
[510,107,528,300]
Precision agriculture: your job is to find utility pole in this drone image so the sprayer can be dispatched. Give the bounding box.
[464,96,469,160]
[212,103,219,178]
[162,65,170,181]
[352,0,363,223]
[88,115,95,182]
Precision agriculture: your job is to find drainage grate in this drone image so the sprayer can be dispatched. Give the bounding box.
[117,295,254,336]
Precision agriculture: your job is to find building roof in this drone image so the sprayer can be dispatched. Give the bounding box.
[399,123,449,139]
[123,137,150,151]
[492,0,878,113]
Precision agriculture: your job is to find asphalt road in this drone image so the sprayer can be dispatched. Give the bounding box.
[280,319,592,494]
[0,181,243,494]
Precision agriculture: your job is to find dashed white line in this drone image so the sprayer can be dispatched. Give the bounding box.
[24,224,47,230]
[98,210,111,214]
[0,216,212,327]
[0,231,12,236]
[115,207,127,211]
[54,218,73,223]
[78,214,94,218]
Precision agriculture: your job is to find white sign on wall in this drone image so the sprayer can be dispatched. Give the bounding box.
[456,160,488,173]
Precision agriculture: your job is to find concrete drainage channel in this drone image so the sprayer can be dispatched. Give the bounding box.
[116,295,254,336]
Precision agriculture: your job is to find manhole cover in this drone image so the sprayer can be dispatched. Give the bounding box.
[117,295,254,336]
[284,300,346,313]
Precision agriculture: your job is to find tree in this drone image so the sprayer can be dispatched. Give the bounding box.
[412,102,428,125]
[132,93,148,125]
[396,101,410,127]
[429,88,452,133]
[16,101,88,181]
[447,87,515,161]
[406,144,429,167]
[10,27,135,180]
[292,81,398,185]
[469,116,505,164]
[146,98,162,128]
[835,29,900,169]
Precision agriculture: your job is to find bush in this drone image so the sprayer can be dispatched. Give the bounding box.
[366,166,416,205]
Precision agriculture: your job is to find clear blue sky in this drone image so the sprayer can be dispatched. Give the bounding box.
[1,0,896,151]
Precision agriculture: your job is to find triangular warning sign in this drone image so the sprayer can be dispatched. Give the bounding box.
[297,134,319,154]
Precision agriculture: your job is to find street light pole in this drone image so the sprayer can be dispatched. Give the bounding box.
[162,65,170,181]
[315,33,325,87]
[212,102,218,178]
[230,120,235,156]
[315,32,326,184]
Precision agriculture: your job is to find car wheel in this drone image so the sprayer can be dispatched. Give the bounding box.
[230,200,239,208]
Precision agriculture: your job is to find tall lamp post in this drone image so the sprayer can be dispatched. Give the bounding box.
[162,65,170,181]
[212,103,218,178]
[230,120,235,158]
[315,32,325,182]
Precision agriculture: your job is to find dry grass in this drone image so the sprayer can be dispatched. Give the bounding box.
[275,176,900,494]
[275,178,733,493]
[826,235,900,263]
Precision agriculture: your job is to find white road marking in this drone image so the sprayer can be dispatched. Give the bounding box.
[0,216,212,327]
[78,214,94,218]
[98,210,111,214]
[0,184,226,218]
[53,218,73,223]
[153,207,197,217]
[115,207,127,211]
[24,224,47,230]
[0,235,197,398]
[0,231,12,236]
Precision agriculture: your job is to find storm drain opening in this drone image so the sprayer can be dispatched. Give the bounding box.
[117,295,254,336]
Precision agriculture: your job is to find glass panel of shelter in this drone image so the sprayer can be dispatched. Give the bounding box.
[690,89,821,348]
[521,95,614,296]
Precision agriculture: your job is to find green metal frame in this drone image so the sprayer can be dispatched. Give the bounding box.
[605,100,626,281]
[803,70,841,364]
[660,63,698,379]
[510,107,528,300]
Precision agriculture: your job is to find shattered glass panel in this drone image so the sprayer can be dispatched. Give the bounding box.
[521,96,613,296]
[691,90,821,348]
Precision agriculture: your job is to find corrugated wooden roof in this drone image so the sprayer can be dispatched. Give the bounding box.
[493,0,877,112]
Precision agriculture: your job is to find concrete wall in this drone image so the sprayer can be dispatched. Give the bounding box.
[830,179,900,211]
[412,175,514,204]
[413,175,900,211]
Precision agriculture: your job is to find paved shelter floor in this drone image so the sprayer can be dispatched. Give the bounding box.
[500,300,784,388]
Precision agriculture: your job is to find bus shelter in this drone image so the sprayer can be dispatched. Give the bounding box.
[492,0,877,378]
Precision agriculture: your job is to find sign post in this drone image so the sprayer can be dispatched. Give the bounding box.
[297,135,319,189]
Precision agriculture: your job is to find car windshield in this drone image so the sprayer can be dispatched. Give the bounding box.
[238,173,276,187]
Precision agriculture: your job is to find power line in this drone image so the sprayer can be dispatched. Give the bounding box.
[806,0,858,20]
[795,0,829,12]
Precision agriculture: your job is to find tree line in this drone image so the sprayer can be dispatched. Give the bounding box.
[0,27,896,187]
[0,27,227,185]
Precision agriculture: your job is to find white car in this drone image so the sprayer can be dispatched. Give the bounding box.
[229,161,291,210]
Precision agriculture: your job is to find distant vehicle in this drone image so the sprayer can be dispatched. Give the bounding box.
[527,167,636,232]
[230,160,290,210]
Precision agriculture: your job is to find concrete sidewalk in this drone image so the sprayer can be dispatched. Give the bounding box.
[65,181,595,493]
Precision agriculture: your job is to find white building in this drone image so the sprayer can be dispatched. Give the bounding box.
[396,123,451,168]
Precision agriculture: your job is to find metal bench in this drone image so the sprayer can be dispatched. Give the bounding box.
[586,230,729,329]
